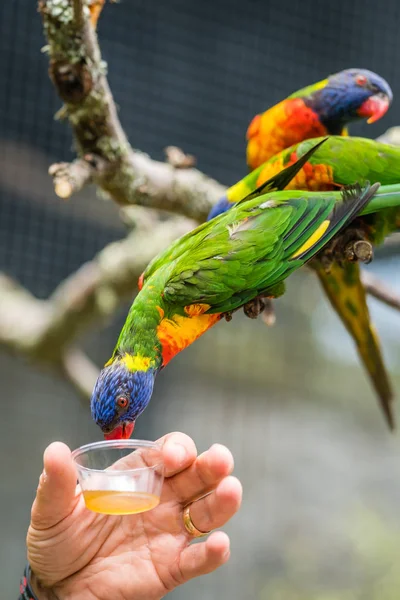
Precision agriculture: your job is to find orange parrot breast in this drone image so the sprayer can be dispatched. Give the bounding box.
[246,98,329,170]
[255,151,336,192]
[156,304,222,366]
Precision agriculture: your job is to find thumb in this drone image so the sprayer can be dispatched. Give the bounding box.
[31,442,78,529]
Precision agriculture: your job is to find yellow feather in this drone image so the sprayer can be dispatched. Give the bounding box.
[184,303,211,316]
[227,178,253,203]
[291,219,330,258]
[121,354,151,372]
[312,78,329,91]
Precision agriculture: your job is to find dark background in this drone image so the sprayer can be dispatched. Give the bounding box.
[1,1,400,598]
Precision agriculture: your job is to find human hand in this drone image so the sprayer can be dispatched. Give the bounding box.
[27,433,242,600]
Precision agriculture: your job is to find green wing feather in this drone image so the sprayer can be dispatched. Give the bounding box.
[292,136,400,187]
[161,183,378,314]
[144,138,400,287]
[286,136,400,242]
[143,139,327,284]
[235,138,328,205]
[227,135,400,212]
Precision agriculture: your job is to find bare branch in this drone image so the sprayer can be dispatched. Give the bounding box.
[0,274,48,353]
[38,0,225,221]
[0,273,99,399]
[164,146,197,169]
[60,347,100,399]
[0,216,193,361]
[361,271,400,311]
[48,156,104,198]
[72,0,84,28]
[376,126,400,146]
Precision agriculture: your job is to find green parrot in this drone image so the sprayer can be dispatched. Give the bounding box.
[91,140,400,439]
[209,135,400,429]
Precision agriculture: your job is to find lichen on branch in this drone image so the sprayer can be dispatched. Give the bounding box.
[39,0,225,220]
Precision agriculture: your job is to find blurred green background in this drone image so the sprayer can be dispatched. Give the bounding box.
[1,0,400,598]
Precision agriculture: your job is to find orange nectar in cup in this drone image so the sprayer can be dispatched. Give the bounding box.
[72,440,164,516]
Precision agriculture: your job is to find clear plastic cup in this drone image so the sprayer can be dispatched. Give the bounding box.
[72,440,164,516]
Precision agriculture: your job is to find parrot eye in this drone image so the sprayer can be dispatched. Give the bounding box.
[116,396,129,409]
[355,74,368,87]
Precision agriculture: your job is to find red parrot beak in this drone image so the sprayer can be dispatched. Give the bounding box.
[358,93,391,124]
[104,421,135,441]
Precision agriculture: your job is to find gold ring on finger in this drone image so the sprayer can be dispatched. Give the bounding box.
[182,504,210,538]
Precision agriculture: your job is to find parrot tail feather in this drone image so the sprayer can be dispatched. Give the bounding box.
[315,262,395,431]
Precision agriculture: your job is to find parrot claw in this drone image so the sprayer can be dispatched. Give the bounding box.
[344,240,374,264]
[316,227,374,268]
[243,297,266,319]
[224,311,233,322]
[242,297,276,324]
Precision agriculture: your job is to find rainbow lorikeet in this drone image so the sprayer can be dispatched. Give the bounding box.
[207,70,394,429]
[245,67,392,176]
[91,141,399,439]
[209,135,400,429]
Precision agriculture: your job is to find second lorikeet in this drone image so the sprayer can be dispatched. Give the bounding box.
[91,141,397,439]
[209,135,400,429]
[246,67,392,175]
[206,69,395,430]
[209,68,392,221]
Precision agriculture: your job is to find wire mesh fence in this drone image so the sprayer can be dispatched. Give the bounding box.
[1,1,400,598]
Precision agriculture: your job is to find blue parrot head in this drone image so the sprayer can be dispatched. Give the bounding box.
[90,358,156,439]
[305,68,393,131]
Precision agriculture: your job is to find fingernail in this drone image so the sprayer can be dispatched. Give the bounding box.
[223,549,231,561]
[39,469,48,487]
[172,442,187,464]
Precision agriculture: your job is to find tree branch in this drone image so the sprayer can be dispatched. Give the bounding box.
[376,126,400,146]
[0,216,194,396]
[361,271,400,311]
[48,156,102,198]
[164,146,197,169]
[0,0,396,400]
[60,347,100,399]
[0,216,193,359]
[39,0,225,222]
[72,0,84,28]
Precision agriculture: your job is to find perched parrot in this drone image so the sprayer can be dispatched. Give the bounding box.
[245,67,392,176]
[209,68,392,221]
[207,69,394,429]
[209,135,400,429]
[91,141,400,440]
